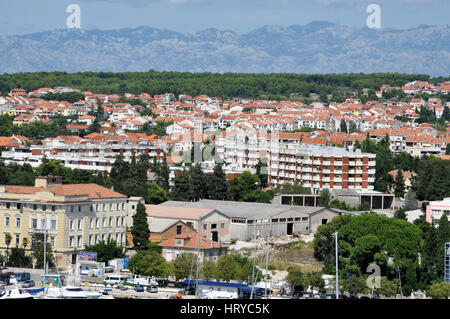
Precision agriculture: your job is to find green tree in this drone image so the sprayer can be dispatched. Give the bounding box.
[127,250,169,278]
[436,214,450,279]
[318,189,331,207]
[419,226,439,286]
[208,163,231,200]
[170,170,193,201]
[83,238,125,263]
[172,252,197,280]
[350,235,382,270]
[375,277,398,297]
[340,121,348,133]
[394,170,406,198]
[7,247,32,268]
[190,164,209,201]
[427,281,450,299]
[33,242,55,269]
[201,260,217,280]
[131,202,150,250]
[147,182,169,204]
[215,254,241,282]
[393,208,407,221]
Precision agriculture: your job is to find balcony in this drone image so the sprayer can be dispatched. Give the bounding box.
[313,160,321,165]
[333,177,342,182]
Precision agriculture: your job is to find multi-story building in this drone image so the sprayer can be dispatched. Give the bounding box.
[268,145,376,193]
[426,198,450,226]
[218,128,376,193]
[0,176,128,269]
[0,135,166,173]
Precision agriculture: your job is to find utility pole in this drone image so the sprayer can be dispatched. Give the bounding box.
[264,219,272,299]
[43,228,47,274]
[335,231,338,299]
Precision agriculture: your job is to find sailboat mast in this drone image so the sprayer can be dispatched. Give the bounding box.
[335,231,338,299]
[195,217,201,298]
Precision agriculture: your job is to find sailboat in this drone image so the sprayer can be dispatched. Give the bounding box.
[34,228,104,299]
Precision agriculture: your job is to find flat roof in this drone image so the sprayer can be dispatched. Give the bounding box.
[159,200,320,219]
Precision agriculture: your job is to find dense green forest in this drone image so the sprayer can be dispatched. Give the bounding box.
[0,71,439,100]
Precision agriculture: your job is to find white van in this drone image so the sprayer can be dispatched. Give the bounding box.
[104,275,128,285]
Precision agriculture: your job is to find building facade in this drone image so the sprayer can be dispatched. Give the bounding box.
[0,176,128,269]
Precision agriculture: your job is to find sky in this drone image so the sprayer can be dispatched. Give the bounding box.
[0,0,448,36]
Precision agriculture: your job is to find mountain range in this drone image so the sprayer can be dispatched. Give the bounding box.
[0,21,449,76]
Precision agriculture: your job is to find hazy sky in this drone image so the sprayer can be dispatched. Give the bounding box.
[1,0,448,35]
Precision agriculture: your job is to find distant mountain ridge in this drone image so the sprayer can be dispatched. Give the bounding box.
[0,22,449,76]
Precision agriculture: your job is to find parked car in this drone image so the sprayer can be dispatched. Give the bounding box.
[12,272,31,283]
[135,284,144,292]
[116,284,128,291]
[147,285,158,293]
[21,280,35,288]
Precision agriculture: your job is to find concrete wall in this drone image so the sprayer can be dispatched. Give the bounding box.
[309,209,341,233]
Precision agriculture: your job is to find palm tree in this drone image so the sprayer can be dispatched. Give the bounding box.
[5,233,12,265]
[22,237,28,250]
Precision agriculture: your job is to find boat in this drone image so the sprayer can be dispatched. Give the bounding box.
[0,286,35,299]
[40,286,102,299]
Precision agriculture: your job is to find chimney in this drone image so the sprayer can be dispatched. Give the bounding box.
[34,175,62,188]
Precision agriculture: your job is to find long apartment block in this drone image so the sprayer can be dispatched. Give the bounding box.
[218,129,376,193]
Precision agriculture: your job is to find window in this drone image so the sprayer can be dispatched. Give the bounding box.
[102,217,106,227]
[95,235,98,243]
[109,217,113,228]
[16,203,21,210]
[110,204,113,211]
[32,219,37,229]
[33,204,37,210]
[96,204,99,212]
[103,204,106,211]
[52,206,56,212]
[5,216,10,227]
[203,224,207,230]
[41,219,47,230]
[16,217,21,228]
[90,205,93,212]
[101,234,105,242]
[116,203,120,211]
[77,219,82,230]
[15,234,20,246]
[211,224,217,229]
[69,219,74,230]
[121,217,125,227]
[51,220,57,230]
[89,235,93,245]
[77,236,82,247]
[42,205,47,211]
[116,217,120,227]
[176,225,182,235]
[96,218,99,229]
[90,218,94,229]
[221,223,224,229]
[70,206,74,213]
[122,203,125,210]
[78,206,81,212]
[6,203,10,209]
[69,236,74,248]
[50,237,55,247]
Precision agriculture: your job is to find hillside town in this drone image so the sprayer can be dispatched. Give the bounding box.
[0,78,450,300]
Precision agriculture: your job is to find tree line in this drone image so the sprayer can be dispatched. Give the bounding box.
[0,71,434,101]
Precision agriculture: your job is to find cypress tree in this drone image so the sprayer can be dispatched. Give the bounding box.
[131,202,150,250]
[190,163,208,201]
[436,215,450,278]
[420,226,439,286]
[394,169,406,198]
[159,154,170,192]
[170,170,192,201]
[209,163,230,200]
